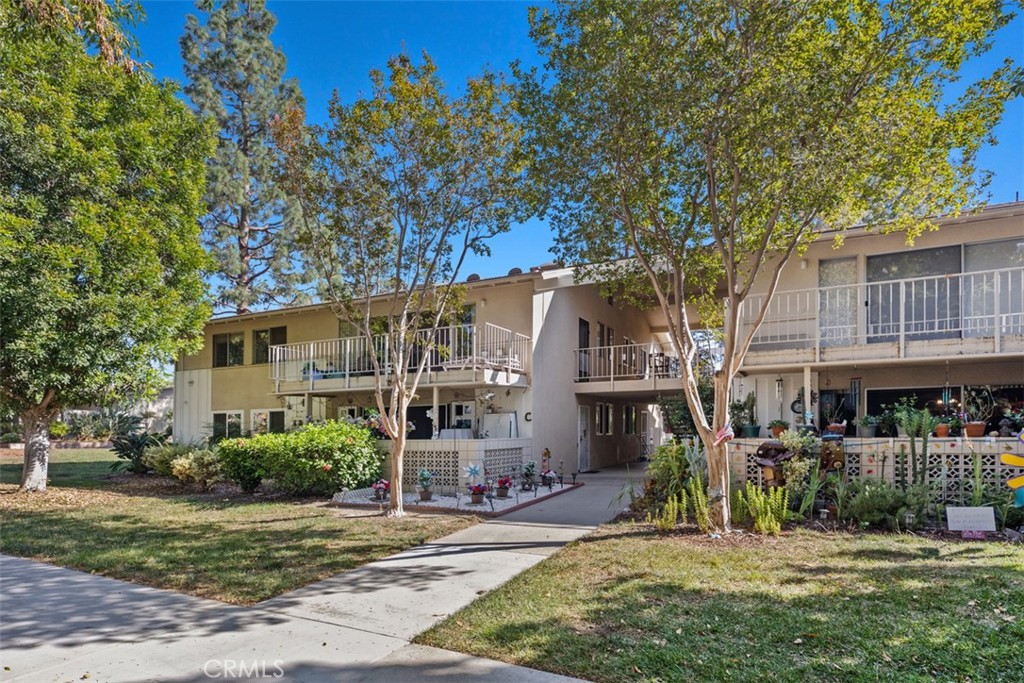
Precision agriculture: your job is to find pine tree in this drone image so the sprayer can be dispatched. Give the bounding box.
[181,0,306,314]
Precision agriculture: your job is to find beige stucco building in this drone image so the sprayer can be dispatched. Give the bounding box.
[176,203,1024,487]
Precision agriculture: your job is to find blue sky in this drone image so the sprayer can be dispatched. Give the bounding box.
[134,1,1024,279]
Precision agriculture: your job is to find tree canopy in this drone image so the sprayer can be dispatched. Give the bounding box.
[520,0,1019,527]
[182,0,307,315]
[0,1,212,490]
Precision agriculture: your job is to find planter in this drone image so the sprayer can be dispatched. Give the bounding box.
[496,487,509,499]
[521,479,535,491]
[470,493,485,504]
[858,425,877,438]
[826,424,846,435]
[739,425,761,438]
[419,489,433,501]
[541,475,555,488]
[964,421,987,438]
[934,423,950,438]
[770,426,786,438]
[373,489,388,501]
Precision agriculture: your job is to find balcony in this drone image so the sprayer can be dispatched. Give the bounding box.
[740,266,1024,367]
[270,323,530,392]
[573,343,684,393]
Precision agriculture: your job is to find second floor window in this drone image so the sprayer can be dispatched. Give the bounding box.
[252,326,287,364]
[213,332,244,367]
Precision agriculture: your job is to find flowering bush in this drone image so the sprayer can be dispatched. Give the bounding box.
[467,483,489,494]
[371,478,390,492]
[496,476,513,489]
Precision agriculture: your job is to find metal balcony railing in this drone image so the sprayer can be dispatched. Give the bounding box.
[270,323,530,386]
[574,343,682,382]
[740,266,1024,358]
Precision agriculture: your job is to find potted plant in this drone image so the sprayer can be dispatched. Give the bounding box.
[540,468,558,488]
[732,392,760,438]
[521,460,537,491]
[767,419,789,438]
[823,397,847,435]
[467,482,489,504]
[963,386,995,438]
[418,469,434,501]
[371,478,390,501]
[495,476,513,498]
[858,414,880,438]
[933,419,951,438]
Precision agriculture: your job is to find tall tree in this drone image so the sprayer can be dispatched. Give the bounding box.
[182,0,306,315]
[275,53,528,516]
[521,0,1019,528]
[0,0,212,491]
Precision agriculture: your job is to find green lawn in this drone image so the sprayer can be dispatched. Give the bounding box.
[0,449,476,604]
[419,525,1024,682]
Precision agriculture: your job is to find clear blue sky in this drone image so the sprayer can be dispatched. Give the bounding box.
[134,1,1024,279]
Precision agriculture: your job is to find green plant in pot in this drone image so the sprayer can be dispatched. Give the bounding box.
[963,386,995,438]
[418,469,434,501]
[732,392,760,438]
[768,418,789,438]
[858,414,880,438]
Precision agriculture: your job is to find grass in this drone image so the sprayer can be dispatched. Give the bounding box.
[0,449,476,604]
[418,525,1024,682]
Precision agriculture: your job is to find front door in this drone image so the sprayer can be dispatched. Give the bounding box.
[577,404,591,472]
[578,318,591,380]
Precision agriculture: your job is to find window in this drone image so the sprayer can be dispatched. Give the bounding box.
[213,332,244,367]
[251,409,285,434]
[212,411,242,440]
[867,246,961,342]
[596,402,614,436]
[623,405,637,434]
[252,326,287,365]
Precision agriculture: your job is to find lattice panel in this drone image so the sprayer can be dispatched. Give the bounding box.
[484,447,525,480]
[744,453,763,486]
[400,450,460,491]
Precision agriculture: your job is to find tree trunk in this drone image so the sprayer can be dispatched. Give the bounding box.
[706,372,733,531]
[20,407,52,492]
[387,430,406,517]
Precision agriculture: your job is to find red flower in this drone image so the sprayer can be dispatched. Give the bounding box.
[322,463,332,472]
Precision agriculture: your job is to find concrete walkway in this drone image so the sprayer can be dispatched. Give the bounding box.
[1,466,639,683]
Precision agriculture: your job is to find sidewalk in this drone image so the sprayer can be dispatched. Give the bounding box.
[1,466,638,683]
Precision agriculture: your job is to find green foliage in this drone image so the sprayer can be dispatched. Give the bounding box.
[48,421,69,439]
[729,484,749,527]
[658,379,714,436]
[181,0,306,314]
[686,472,712,533]
[218,420,382,496]
[110,433,161,474]
[0,2,212,487]
[1,432,21,443]
[144,443,198,477]
[647,490,687,532]
[896,407,939,485]
[846,480,930,531]
[778,429,819,456]
[798,459,825,519]
[740,483,788,535]
[170,450,221,490]
[418,468,434,490]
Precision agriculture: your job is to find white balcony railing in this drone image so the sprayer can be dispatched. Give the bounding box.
[270,323,530,385]
[740,266,1024,359]
[574,343,683,382]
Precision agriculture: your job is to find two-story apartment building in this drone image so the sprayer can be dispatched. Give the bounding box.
[175,202,1024,487]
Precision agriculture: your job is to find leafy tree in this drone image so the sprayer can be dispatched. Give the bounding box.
[182,0,307,315]
[0,1,212,491]
[520,0,1019,528]
[275,53,528,516]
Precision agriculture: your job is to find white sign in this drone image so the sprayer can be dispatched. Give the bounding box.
[946,506,996,532]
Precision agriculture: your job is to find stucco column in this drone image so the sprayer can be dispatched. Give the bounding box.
[432,385,440,439]
[803,366,813,426]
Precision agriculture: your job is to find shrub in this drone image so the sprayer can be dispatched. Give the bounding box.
[144,444,197,476]
[647,490,687,531]
[219,421,382,495]
[48,422,69,439]
[846,479,930,530]
[110,433,161,473]
[170,450,221,490]
[687,471,713,533]
[741,482,789,535]
[1,432,22,443]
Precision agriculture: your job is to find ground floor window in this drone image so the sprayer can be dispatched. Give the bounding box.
[251,409,285,434]
[596,402,613,436]
[623,405,637,434]
[212,411,243,440]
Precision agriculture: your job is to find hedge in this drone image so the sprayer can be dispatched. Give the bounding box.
[217,420,382,495]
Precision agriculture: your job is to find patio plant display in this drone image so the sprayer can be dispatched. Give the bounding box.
[767,419,789,438]
[963,386,995,437]
[731,392,760,438]
[467,482,489,504]
[418,469,434,501]
[495,476,513,498]
[371,478,390,500]
[521,460,537,490]
[858,413,881,438]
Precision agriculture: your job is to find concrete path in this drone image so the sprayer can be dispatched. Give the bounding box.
[1,466,638,683]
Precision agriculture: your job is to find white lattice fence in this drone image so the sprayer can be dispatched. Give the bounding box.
[397,449,460,493]
[484,447,525,480]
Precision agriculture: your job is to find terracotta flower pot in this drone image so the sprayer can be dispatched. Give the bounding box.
[964,421,987,438]
[934,423,950,438]
[496,487,509,499]
[419,489,433,501]
[771,426,786,438]
[471,493,485,504]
